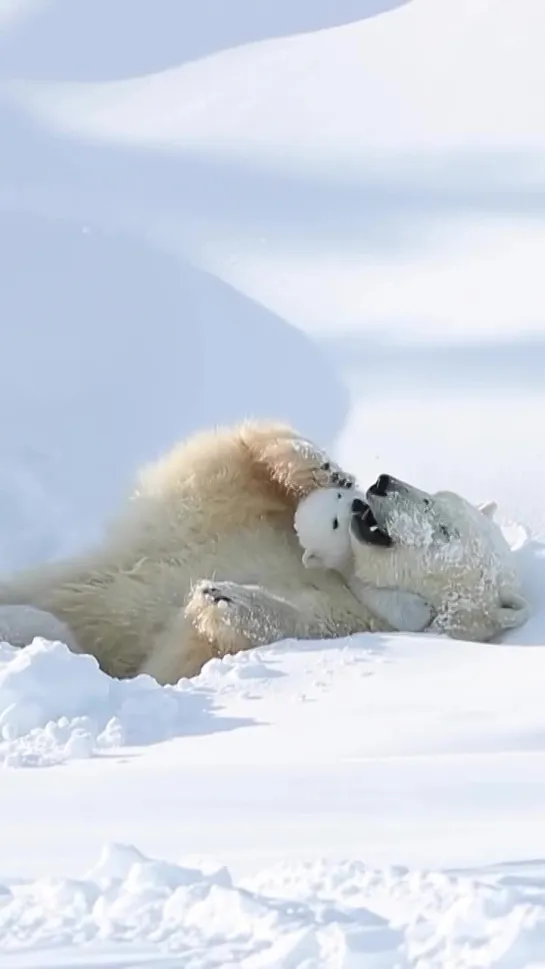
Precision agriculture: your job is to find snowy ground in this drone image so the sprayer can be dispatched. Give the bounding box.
[1,0,545,966]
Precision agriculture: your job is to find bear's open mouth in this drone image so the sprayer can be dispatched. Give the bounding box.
[350,504,393,547]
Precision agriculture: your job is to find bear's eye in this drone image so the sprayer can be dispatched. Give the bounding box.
[423,499,431,508]
[333,517,339,530]
[439,525,450,539]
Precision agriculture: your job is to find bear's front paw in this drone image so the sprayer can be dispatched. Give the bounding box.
[272,437,356,498]
[185,580,255,654]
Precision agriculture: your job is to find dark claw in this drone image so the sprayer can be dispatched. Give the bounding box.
[331,471,353,489]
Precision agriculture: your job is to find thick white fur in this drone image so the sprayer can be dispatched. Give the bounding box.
[0,421,396,684]
[294,488,435,633]
[295,482,530,642]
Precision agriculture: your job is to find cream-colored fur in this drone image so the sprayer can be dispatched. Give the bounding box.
[294,480,531,643]
[294,487,435,633]
[0,420,389,684]
[351,487,530,642]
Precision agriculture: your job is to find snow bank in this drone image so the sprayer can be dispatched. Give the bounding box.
[1,842,544,967]
[0,638,211,768]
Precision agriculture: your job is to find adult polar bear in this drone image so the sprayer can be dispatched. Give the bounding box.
[0,420,398,685]
[295,476,531,642]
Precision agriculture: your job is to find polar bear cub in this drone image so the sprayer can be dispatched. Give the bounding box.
[294,487,435,633]
[295,477,531,642]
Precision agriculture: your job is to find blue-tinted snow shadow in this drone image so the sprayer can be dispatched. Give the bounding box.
[3,955,188,969]
[2,2,544,571]
[3,102,545,256]
[0,0,409,81]
[0,210,348,570]
[2,1,545,263]
[110,684,264,749]
[506,540,545,646]
[1,955,186,969]
[449,858,545,889]
[1,130,544,566]
[323,330,545,393]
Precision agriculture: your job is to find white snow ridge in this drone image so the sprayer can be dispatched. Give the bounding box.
[3,843,545,968]
[3,0,545,966]
[0,638,213,767]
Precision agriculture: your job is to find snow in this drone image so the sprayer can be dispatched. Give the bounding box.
[2,0,545,965]
[0,638,219,768]
[4,845,545,969]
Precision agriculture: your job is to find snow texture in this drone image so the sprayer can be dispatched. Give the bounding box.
[2,0,545,966]
[0,638,218,768]
[4,842,545,968]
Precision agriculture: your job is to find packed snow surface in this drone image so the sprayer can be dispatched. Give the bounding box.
[2,0,545,966]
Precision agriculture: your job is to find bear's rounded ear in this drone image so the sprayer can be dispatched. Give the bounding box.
[478,500,498,519]
[495,589,531,631]
[302,549,322,569]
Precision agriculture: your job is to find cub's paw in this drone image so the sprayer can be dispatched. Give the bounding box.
[316,460,355,491]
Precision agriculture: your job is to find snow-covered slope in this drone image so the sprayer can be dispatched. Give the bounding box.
[3,625,545,966]
[1,1,545,965]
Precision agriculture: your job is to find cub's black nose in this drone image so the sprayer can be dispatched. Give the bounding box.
[351,497,366,514]
[369,474,392,497]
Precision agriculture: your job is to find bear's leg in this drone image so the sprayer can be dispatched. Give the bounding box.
[242,426,355,500]
[346,578,435,633]
[138,611,218,685]
[186,579,309,650]
[185,577,381,650]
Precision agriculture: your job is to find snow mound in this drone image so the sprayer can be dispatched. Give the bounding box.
[0,638,215,768]
[0,843,403,966]
[1,843,545,967]
[245,857,545,969]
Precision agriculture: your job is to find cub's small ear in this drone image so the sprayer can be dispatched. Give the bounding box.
[302,550,322,569]
[495,590,531,631]
[478,500,498,519]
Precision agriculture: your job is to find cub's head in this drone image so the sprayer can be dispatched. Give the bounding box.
[294,486,358,571]
[350,474,530,640]
[294,477,531,642]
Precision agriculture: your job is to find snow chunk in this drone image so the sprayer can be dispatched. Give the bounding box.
[0,844,405,965]
[0,638,217,768]
[2,847,545,966]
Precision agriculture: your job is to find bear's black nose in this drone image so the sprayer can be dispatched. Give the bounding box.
[351,497,366,514]
[369,474,391,497]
